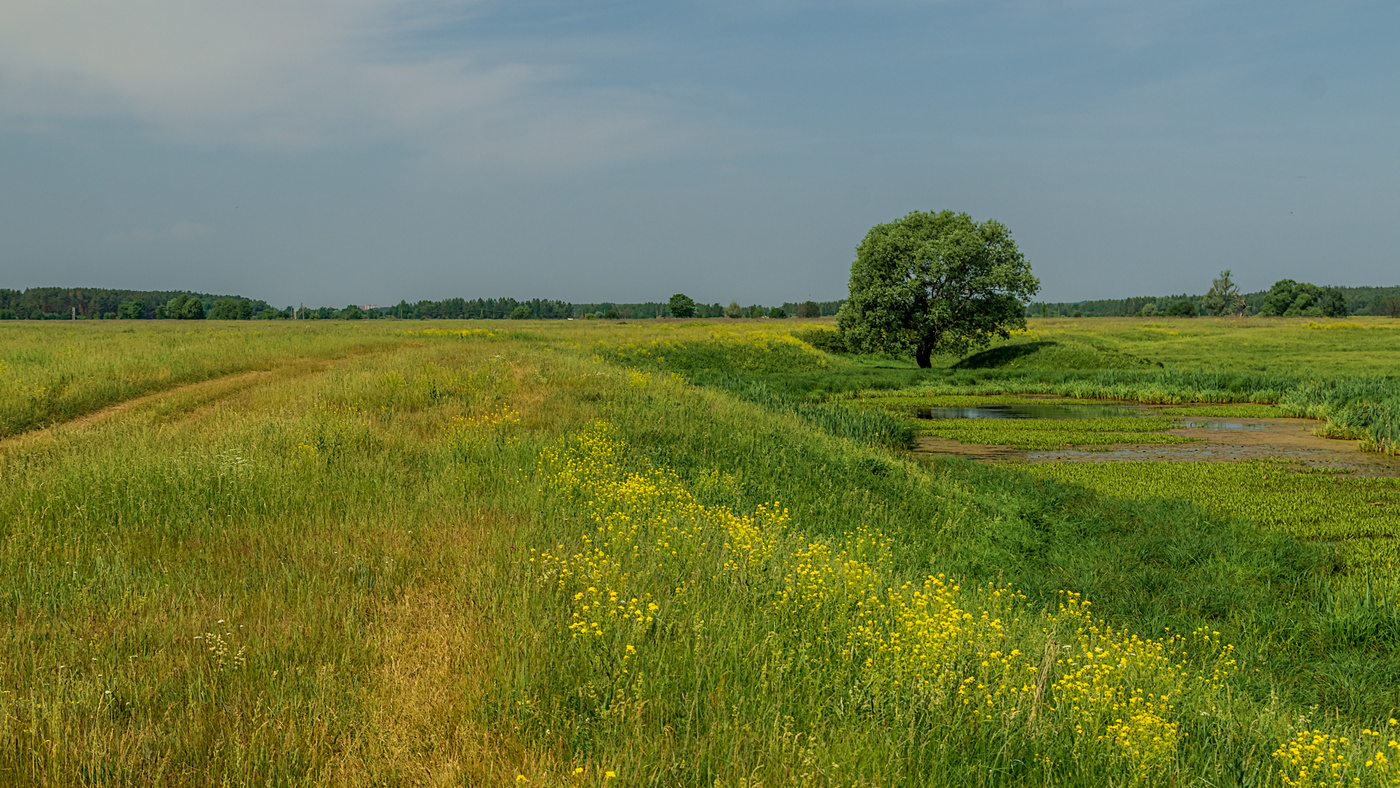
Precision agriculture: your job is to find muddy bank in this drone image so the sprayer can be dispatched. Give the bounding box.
[912,416,1400,478]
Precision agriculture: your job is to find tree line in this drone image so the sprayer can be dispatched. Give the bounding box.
[0,288,285,321]
[0,287,847,321]
[1028,277,1400,319]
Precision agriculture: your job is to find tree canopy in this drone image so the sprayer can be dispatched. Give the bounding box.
[1164,299,1198,317]
[1259,280,1347,317]
[1202,270,1247,316]
[159,294,205,320]
[668,293,696,318]
[208,298,254,320]
[837,211,1039,367]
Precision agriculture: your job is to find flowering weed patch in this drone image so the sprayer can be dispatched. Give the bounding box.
[519,422,1241,782]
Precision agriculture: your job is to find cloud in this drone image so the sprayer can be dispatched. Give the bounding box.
[0,0,690,171]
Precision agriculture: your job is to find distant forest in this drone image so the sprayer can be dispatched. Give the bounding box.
[0,287,846,321]
[12,282,1397,323]
[1029,284,1400,319]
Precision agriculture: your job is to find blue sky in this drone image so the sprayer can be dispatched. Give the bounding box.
[1,1,1396,306]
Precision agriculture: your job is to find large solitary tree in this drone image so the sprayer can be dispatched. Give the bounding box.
[837,210,1039,367]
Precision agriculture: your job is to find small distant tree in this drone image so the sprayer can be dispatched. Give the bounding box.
[797,301,821,318]
[1137,301,1158,317]
[603,309,619,319]
[117,300,145,319]
[668,294,696,318]
[509,305,531,320]
[158,295,179,319]
[209,298,254,320]
[1379,295,1400,318]
[1259,280,1297,316]
[1315,287,1347,318]
[1203,270,1247,316]
[1260,279,1346,317]
[1164,300,1198,317]
[340,305,365,320]
[208,299,237,319]
[162,294,205,319]
[724,301,742,318]
[770,307,787,318]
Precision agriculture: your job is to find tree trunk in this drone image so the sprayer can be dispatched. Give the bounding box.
[915,345,933,368]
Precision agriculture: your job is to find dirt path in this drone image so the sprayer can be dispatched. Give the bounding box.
[913,416,1400,477]
[0,364,301,450]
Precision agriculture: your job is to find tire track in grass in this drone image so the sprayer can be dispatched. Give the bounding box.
[0,356,351,450]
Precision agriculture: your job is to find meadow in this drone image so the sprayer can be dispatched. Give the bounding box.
[2,316,1400,786]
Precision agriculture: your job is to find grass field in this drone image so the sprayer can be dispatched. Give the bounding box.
[4,317,1400,786]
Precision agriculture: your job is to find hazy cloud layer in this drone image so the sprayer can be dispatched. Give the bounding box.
[1,1,1396,305]
[0,0,688,170]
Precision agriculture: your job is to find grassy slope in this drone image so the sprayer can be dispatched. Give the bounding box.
[1,320,1398,785]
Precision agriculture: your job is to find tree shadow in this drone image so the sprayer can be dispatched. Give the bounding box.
[952,341,1059,370]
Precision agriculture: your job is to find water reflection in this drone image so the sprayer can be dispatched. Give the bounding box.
[1178,420,1269,431]
[920,404,1147,420]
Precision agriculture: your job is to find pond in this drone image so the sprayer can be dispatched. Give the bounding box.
[1177,420,1270,431]
[919,403,1148,420]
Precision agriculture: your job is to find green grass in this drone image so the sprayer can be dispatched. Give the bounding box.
[911,318,1400,453]
[4,319,1400,785]
[0,321,409,438]
[1020,460,1400,556]
[952,336,1160,371]
[915,416,1194,449]
[846,393,1089,410]
[1160,404,1284,417]
[1006,317,1400,377]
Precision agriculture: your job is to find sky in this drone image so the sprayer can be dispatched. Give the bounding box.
[1,1,1397,307]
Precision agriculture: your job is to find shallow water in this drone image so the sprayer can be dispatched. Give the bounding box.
[1177,420,1270,431]
[920,404,1147,420]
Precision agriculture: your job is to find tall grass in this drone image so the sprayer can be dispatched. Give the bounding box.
[0,337,554,785]
[0,321,410,438]
[503,420,1242,784]
[3,320,1400,784]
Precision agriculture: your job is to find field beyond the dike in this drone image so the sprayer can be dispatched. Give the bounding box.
[5,316,1400,786]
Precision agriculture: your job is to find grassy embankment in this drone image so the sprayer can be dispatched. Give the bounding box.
[1,319,1398,785]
